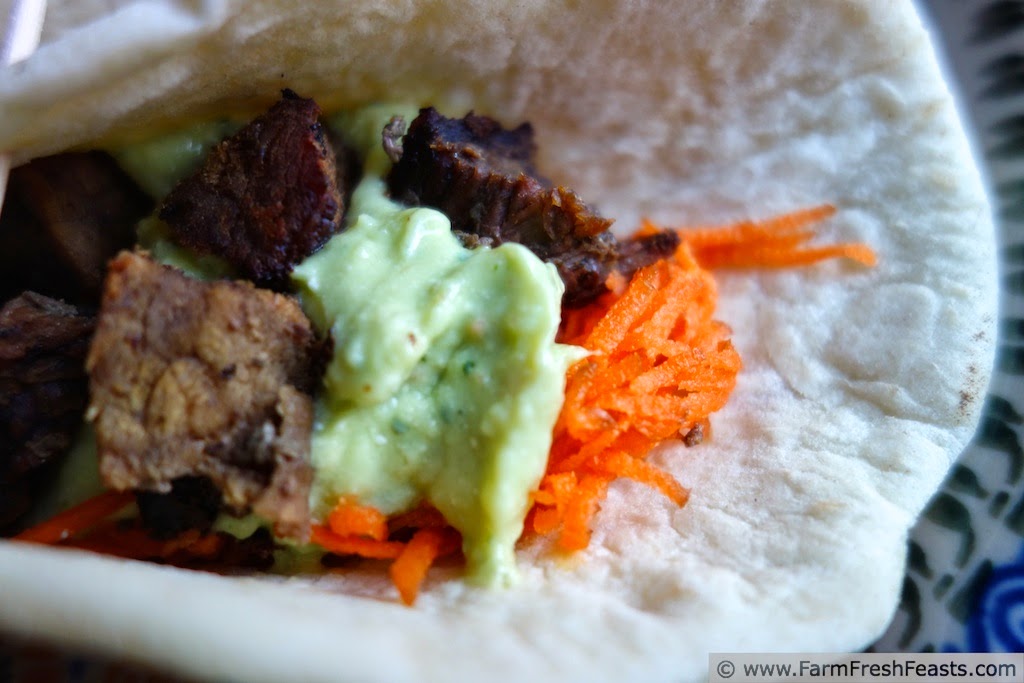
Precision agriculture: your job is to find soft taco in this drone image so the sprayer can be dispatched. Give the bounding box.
[0,1,998,682]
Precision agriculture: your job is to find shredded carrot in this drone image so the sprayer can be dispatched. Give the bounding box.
[327,497,389,540]
[532,204,870,551]
[312,499,461,605]
[310,524,406,560]
[62,523,170,559]
[389,527,460,606]
[14,491,135,545]
[669,205,877,269]
[13,489,236,569]
[64,524,227,564]
[179,531,226,559]
[558,474,612,551]
[533,246,740,550]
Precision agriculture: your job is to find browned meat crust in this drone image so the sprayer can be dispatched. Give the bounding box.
[616,230,682,280]
[87,251,318,540]
[67,521,277,572]
[387,108,679,307]
[0,293,95,530]
[134,477,278,567]
[386,108,616,306]
[159,90,344,287]
[326,123,365,213]
[135,476,222,539]
[0,152,152,305]
[211,527,276,570]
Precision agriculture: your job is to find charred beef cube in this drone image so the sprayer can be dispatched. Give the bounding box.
[387,108,621,307]
[386,109,685,306]
[0,152,153,305]
[212,526,276,571]
[135,476,223,539]
[171,527,276,572]
[0,292,95,530]
[135,476,277,569]
[326,125,366,213]
[87,251,318,540]
[616,230,681,279]
[159,90,344,287]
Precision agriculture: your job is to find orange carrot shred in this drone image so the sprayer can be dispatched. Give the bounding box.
[311,525,405,560]
[557,474,611,551]
[179,532,225,559]
[533,246,738,548]
[588,451,690,507]
[14,491,135,545]
[16,495,233,570]
[327,497,389,540]
[675,204,876,269]
[62,522,171,559]
[531,204,873,551]
[389,527,458,606]
[528,505,562,535]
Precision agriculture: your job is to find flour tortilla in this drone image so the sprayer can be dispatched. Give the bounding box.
[0,1,997,681]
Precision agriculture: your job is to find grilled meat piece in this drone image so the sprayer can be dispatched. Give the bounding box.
[135,475,279,569]
[326,125,365,212]
[166,526,277,572]
[213,527,277,571]
[616,230,682,279]
[136,476,223,539]
[68,520,277,572]
[159,90,344,287]
[0,152,152,306]
[387,108,635,307]
[87,251,318,540]
[0,293,95,530]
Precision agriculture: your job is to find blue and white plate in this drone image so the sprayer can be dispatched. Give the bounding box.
[873,0,1024,654]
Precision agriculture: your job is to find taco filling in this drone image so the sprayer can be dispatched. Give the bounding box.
[0,4,1002,680]
[2,91,876,603]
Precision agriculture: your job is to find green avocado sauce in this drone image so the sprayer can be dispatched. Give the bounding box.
[110,121,237,280]
[111,120,241,199]
[294,175,581,586]
[101,105,581,587]
[27,424,106,525]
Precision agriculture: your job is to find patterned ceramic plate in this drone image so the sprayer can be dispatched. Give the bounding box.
[873,0,1024,654]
